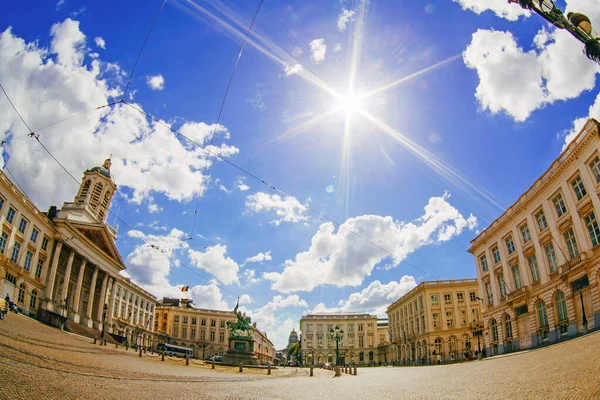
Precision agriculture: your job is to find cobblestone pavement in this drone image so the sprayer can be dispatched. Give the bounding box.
[1,313,600,399]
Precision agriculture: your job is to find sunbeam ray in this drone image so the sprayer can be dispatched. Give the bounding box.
[359,110,505,211]
[362,54,462,99]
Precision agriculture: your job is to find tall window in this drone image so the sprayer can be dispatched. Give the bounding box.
[535,210,548,231]
[552,193,567,217]
[182,327,187,338]
[480,255,488,271]
[444,294,452,304]
[520,224,531,243]
[469,292,477,302]
[18,283,25,303]
[563,229,579,259]
[512,265,522,290]
[210,331,215,341]
[191,328,196,339]
[432,313,439,328]
[571,176,587,201]
[183,316,188,324]
[23,251,33,271]
[555,291,568,322]
[485,282,493,305]
[219,332,225,342]
[18,218,27,234]
[491,319,498,342]
[35,259,44,278]
[0,231,8,254]
[457,292,464,303]
[585,212,600,247]
[6,207,16,224]
[434,338,442,355]
[173,327,179,337]
[505,236,515,254]
[537,301,548,328]
[431,295,438,305]
[497,274,506,298]
[29,289,37,310]
[545,243,558,273]
[504,315,513,338]
[211,319,216,327]
[0,197,4,211]
[30,228,39,243]
[589,155,600,183]
[492,246,501,264]
[11,242,21,263]
[528,255,540,283]
[41,237,49,251]
[446,312,454,327]
[191,317,197,325]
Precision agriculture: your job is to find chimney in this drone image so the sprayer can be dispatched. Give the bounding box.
[48,206,58,220]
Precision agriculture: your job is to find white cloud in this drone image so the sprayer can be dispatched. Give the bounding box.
[146,74,165,91]
[245,192,308,226]
[94,36,105,49]
[241,295,308,348]
[337,9,356,31]
[333,43,341,52]
[309,38,327,64]
[124,228,189,298]
[341,276,417,316]
[147,196,163,214]
[190,283,229,310]
[236,178,250,191]
[219,184,231,193]
[244,250,272,264]
[463,1,600,122]
[264,192,477,293]
[0,21,240,209]
[56,0,66,10]
[452,0,530,21]
[179,121,229,143]
[563,92,600,148]
[188,244,240,285]
[284,63,303,77]
[242,269,260,285]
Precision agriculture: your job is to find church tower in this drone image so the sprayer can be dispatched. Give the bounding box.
[71,156,117,223]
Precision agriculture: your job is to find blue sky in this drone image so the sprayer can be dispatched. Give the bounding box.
[1,0,599,347]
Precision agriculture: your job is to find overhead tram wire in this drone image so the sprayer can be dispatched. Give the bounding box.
[121,0,168,101]
[188,0,265,241]
[0,83,241,298]
[28,134,243,300]
[123,101,431,277]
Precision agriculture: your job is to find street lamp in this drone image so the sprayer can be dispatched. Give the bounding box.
[101,303,108,345]
[508,0,600,64]
[471,320,484,358]
[576,283,588,333]
[329,325,344,366]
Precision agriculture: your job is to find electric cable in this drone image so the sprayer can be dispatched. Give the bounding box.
[121,0,168,101]
[188,0,265,240]
[0,83,33,134]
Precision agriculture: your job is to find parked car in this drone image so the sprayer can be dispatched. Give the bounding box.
[209,356,223,362]
[263,361,273,367]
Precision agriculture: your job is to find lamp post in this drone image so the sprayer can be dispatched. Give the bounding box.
[471,321,484,358]
[329,325,344,366]
[508,0,600,64]
[101,303,108,345]
[577,283,588,333]
[297,335,302,367]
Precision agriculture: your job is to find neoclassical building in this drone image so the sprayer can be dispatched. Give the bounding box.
[251,324,276,363]
[300,313,380,366]
[387,279,481,365]
[469,119,600,355]
[0,158,155,345]
[154,298,236,359]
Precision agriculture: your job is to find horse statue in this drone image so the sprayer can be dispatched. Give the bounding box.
[227,300,253,337]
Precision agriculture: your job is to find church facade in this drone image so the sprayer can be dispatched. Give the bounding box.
[0,158,155,347]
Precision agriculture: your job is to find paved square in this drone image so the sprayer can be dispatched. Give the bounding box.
[1,313,599,399]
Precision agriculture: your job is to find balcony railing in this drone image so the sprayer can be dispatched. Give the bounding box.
[559,255,582,273]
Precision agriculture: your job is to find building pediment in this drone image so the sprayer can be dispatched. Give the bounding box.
[66,221,124,267]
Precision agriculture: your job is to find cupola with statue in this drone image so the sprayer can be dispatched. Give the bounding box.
[72,156,117,223]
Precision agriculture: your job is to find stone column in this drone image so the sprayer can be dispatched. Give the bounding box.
[72,259,87,323]
[44,240,63,311]
[86,267,99,328]
[107,277,117,331]
[60,251,75,303]
[96,272,109,330]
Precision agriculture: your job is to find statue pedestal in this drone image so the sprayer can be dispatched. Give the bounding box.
[222,336,259,366]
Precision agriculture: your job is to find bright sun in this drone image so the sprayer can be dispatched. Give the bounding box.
[336,93,362,114]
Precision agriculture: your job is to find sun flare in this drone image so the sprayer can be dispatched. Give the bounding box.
[336,93,363,114]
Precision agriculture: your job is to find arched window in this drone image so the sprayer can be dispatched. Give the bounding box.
[90,182,104,210]
[491,319,499,342]
[448,336,457,360]
[504,314,513,338]
[18,283,25,303]
[359,352,364,362]
[29,289,37,310]
[555,291,568,322]
[434,337,442,355]
[537,300,548,328]
[369,351,374,361]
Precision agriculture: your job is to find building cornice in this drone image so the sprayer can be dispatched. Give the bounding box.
[469,119,599,253]
[386,278,479,312]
